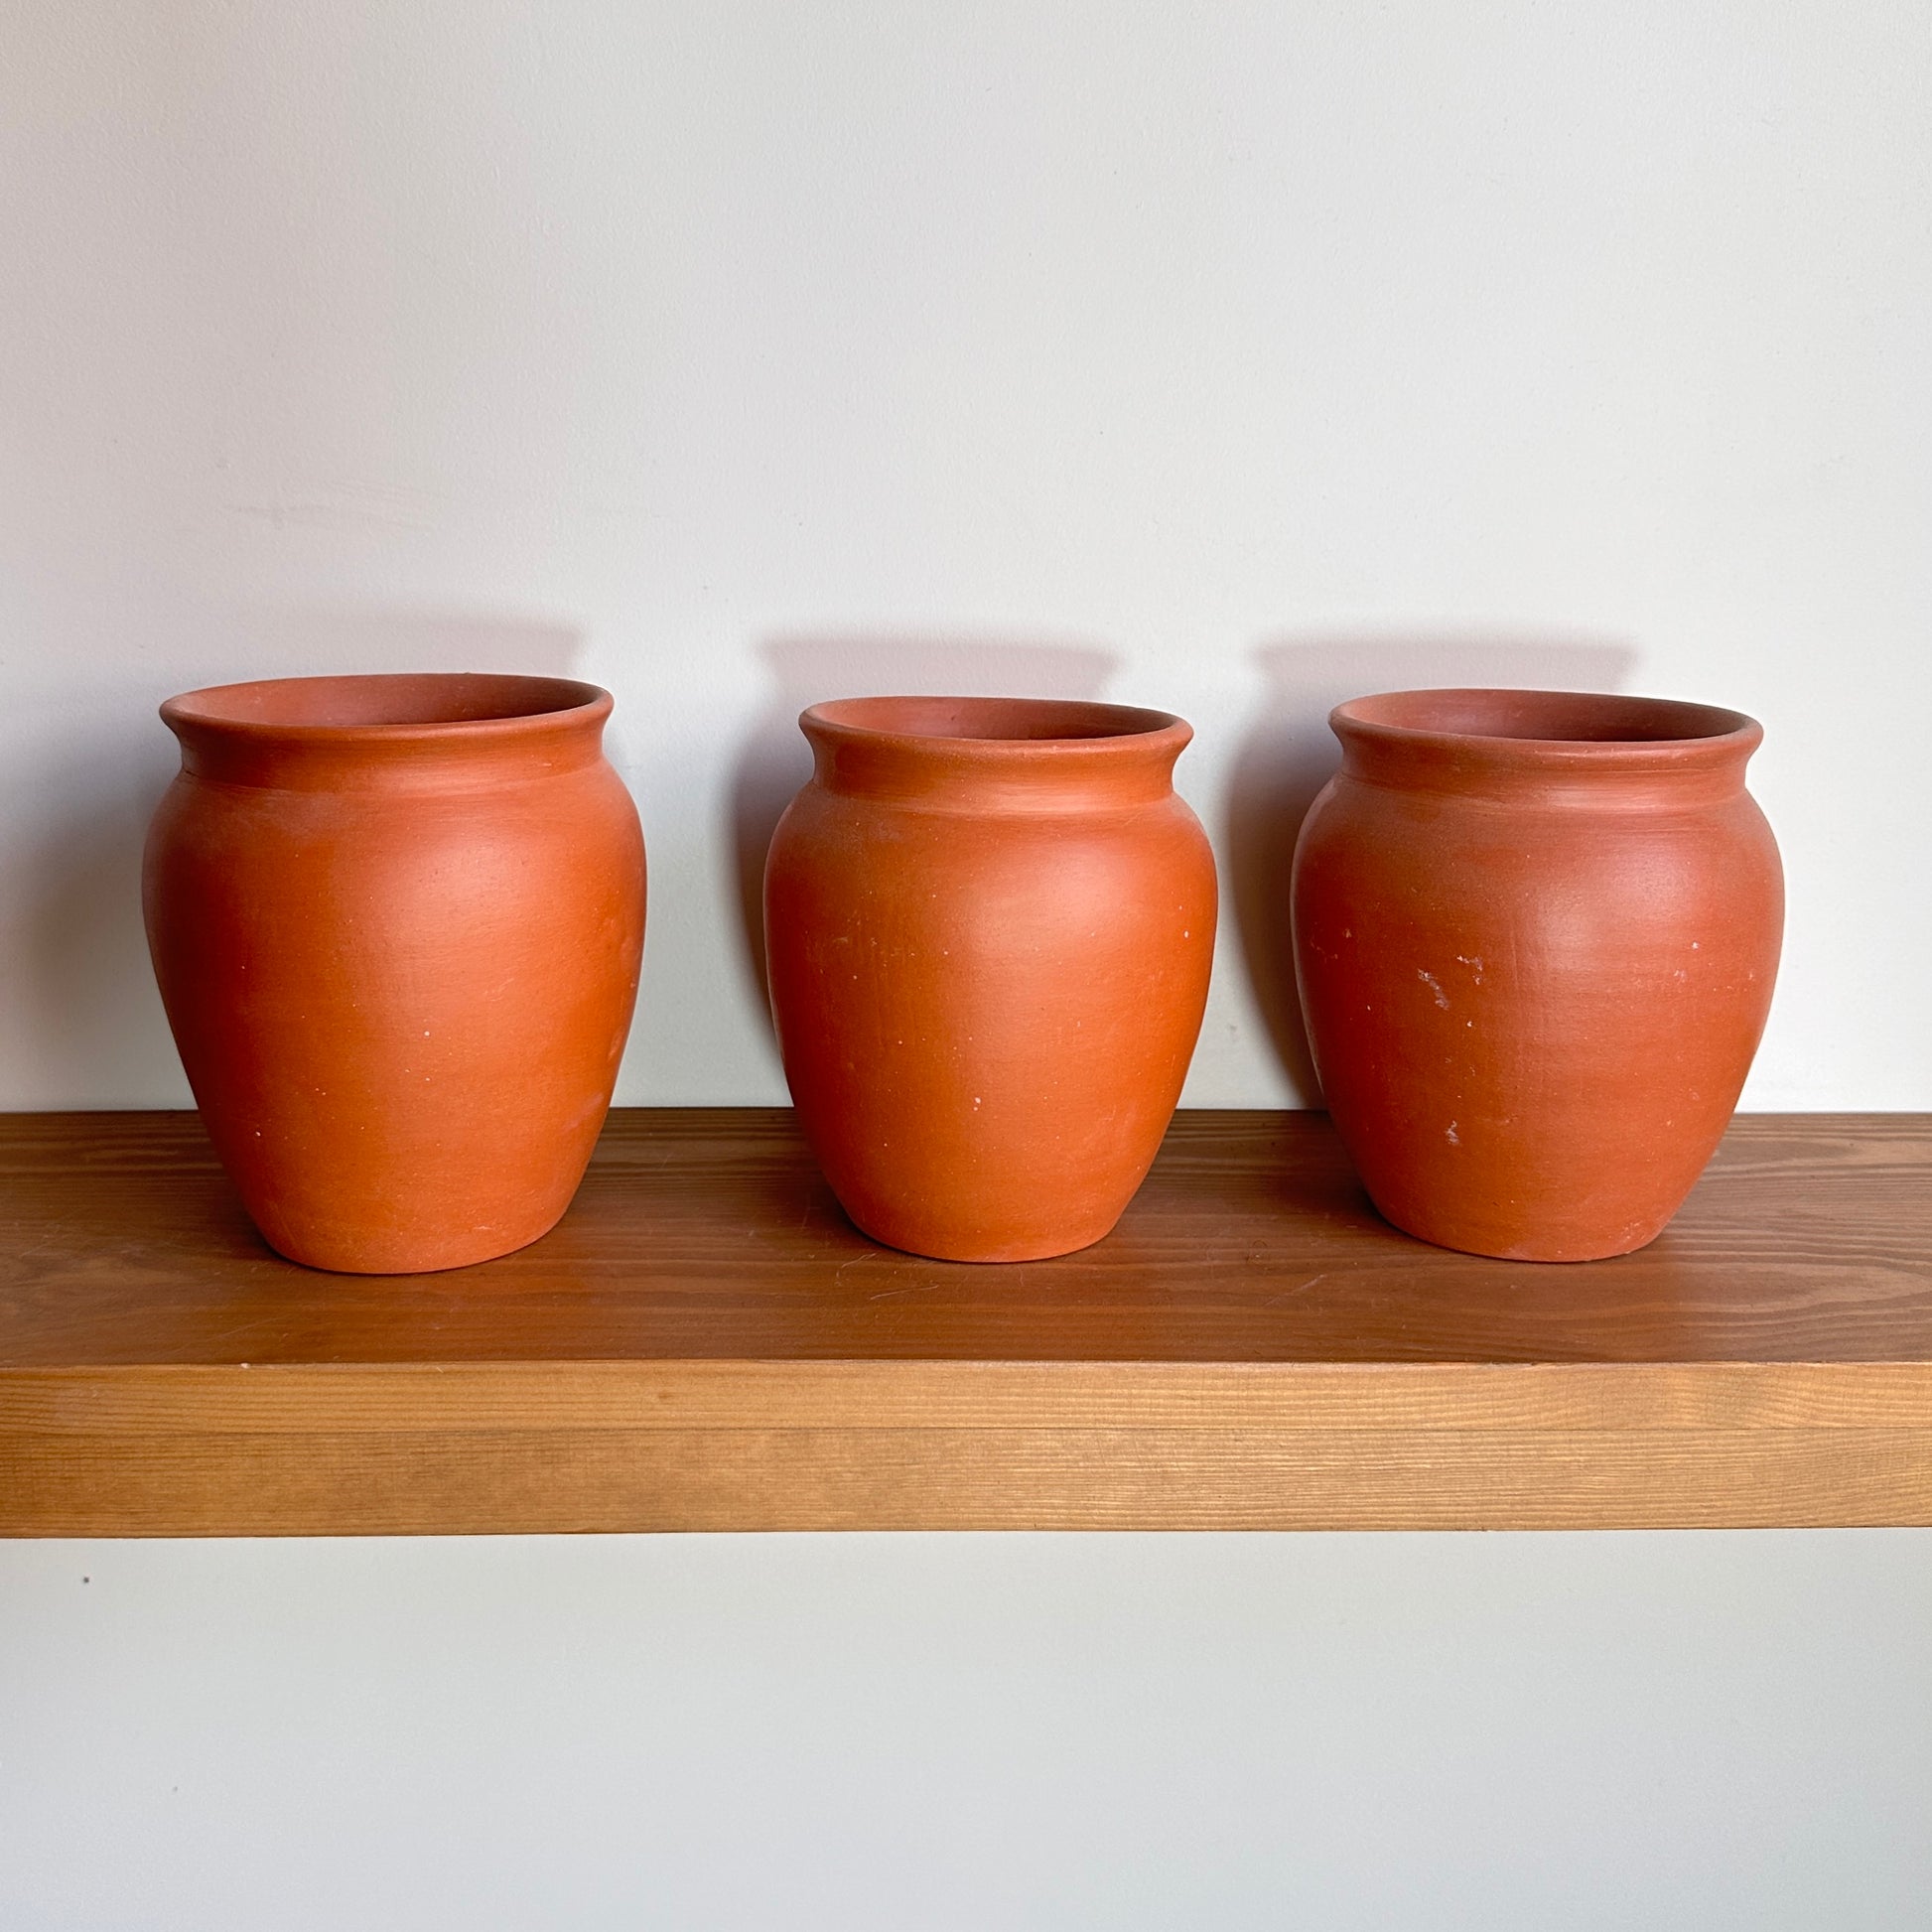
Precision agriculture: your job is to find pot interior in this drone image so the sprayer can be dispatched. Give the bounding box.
[808,696,1179,744]
[166,673,602,731]
[1343,689,1751,746]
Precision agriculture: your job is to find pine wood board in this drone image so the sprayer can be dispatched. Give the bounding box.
[3,1110,1929,1534]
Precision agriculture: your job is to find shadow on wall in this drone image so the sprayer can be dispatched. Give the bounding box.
[729,634,1120,1023]
[1226,632,1641,1103]
[16,609,581,1106]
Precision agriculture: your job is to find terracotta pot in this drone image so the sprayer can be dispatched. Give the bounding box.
[1291,688,1782,1262]
[144,673,646,1273]
[763,696,1216,1261]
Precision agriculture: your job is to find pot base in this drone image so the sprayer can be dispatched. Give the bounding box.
[842,1206,1123,1266]
[255,1204,574,1276]
[1368,1193,1672,1265]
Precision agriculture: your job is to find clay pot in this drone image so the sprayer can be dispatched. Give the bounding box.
[144,673,646,1273]
[1291,689,1782,1262]
[763,697,1216,1261]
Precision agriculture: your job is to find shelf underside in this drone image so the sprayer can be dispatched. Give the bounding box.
[4,1109,1930,1534]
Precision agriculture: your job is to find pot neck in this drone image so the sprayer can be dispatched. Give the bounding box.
[800,697,1191,812]
[1331,689,1762,810]
[161,675,613,792]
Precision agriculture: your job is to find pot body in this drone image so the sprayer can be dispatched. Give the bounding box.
[764,697,1216,1261]
[143,673,645,1273]
[1291,689,1782,1261]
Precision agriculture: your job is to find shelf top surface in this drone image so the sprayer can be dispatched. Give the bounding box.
[3,1109,1929,1371]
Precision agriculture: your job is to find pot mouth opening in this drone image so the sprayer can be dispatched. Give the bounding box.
[162,672,608,735]
[803,695,1185,748]
[1335,688,1757,750]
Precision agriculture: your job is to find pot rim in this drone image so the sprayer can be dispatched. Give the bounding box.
[800,694,1191,759]
[160,672,612,744]
[1331,687,1760,761]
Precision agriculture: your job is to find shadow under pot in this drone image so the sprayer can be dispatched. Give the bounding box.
[763,696,1217,1262]
[143,673,646,1273]
[1291,688,1783,1262]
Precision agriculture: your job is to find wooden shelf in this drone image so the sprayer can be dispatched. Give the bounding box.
[4,1109,1930,1535]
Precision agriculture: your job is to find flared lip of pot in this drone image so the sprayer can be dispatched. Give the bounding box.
[1330,687,1762,776]
[158,672,612,749]
[799,695,1192,763]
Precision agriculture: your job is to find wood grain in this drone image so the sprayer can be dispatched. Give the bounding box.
[3,1110,1930,1533]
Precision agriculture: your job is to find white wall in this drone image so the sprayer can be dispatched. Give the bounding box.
[6,1533,1932,1931]
[5,8,1931,1927]
[3,0,1929,1110]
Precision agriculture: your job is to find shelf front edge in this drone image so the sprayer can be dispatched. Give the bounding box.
[6,1358,1932,1536]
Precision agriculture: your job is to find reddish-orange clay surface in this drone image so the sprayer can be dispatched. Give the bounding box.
[764,696,1217,1262]
[1292,688,1783,1262]
[143,673,646,1273]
